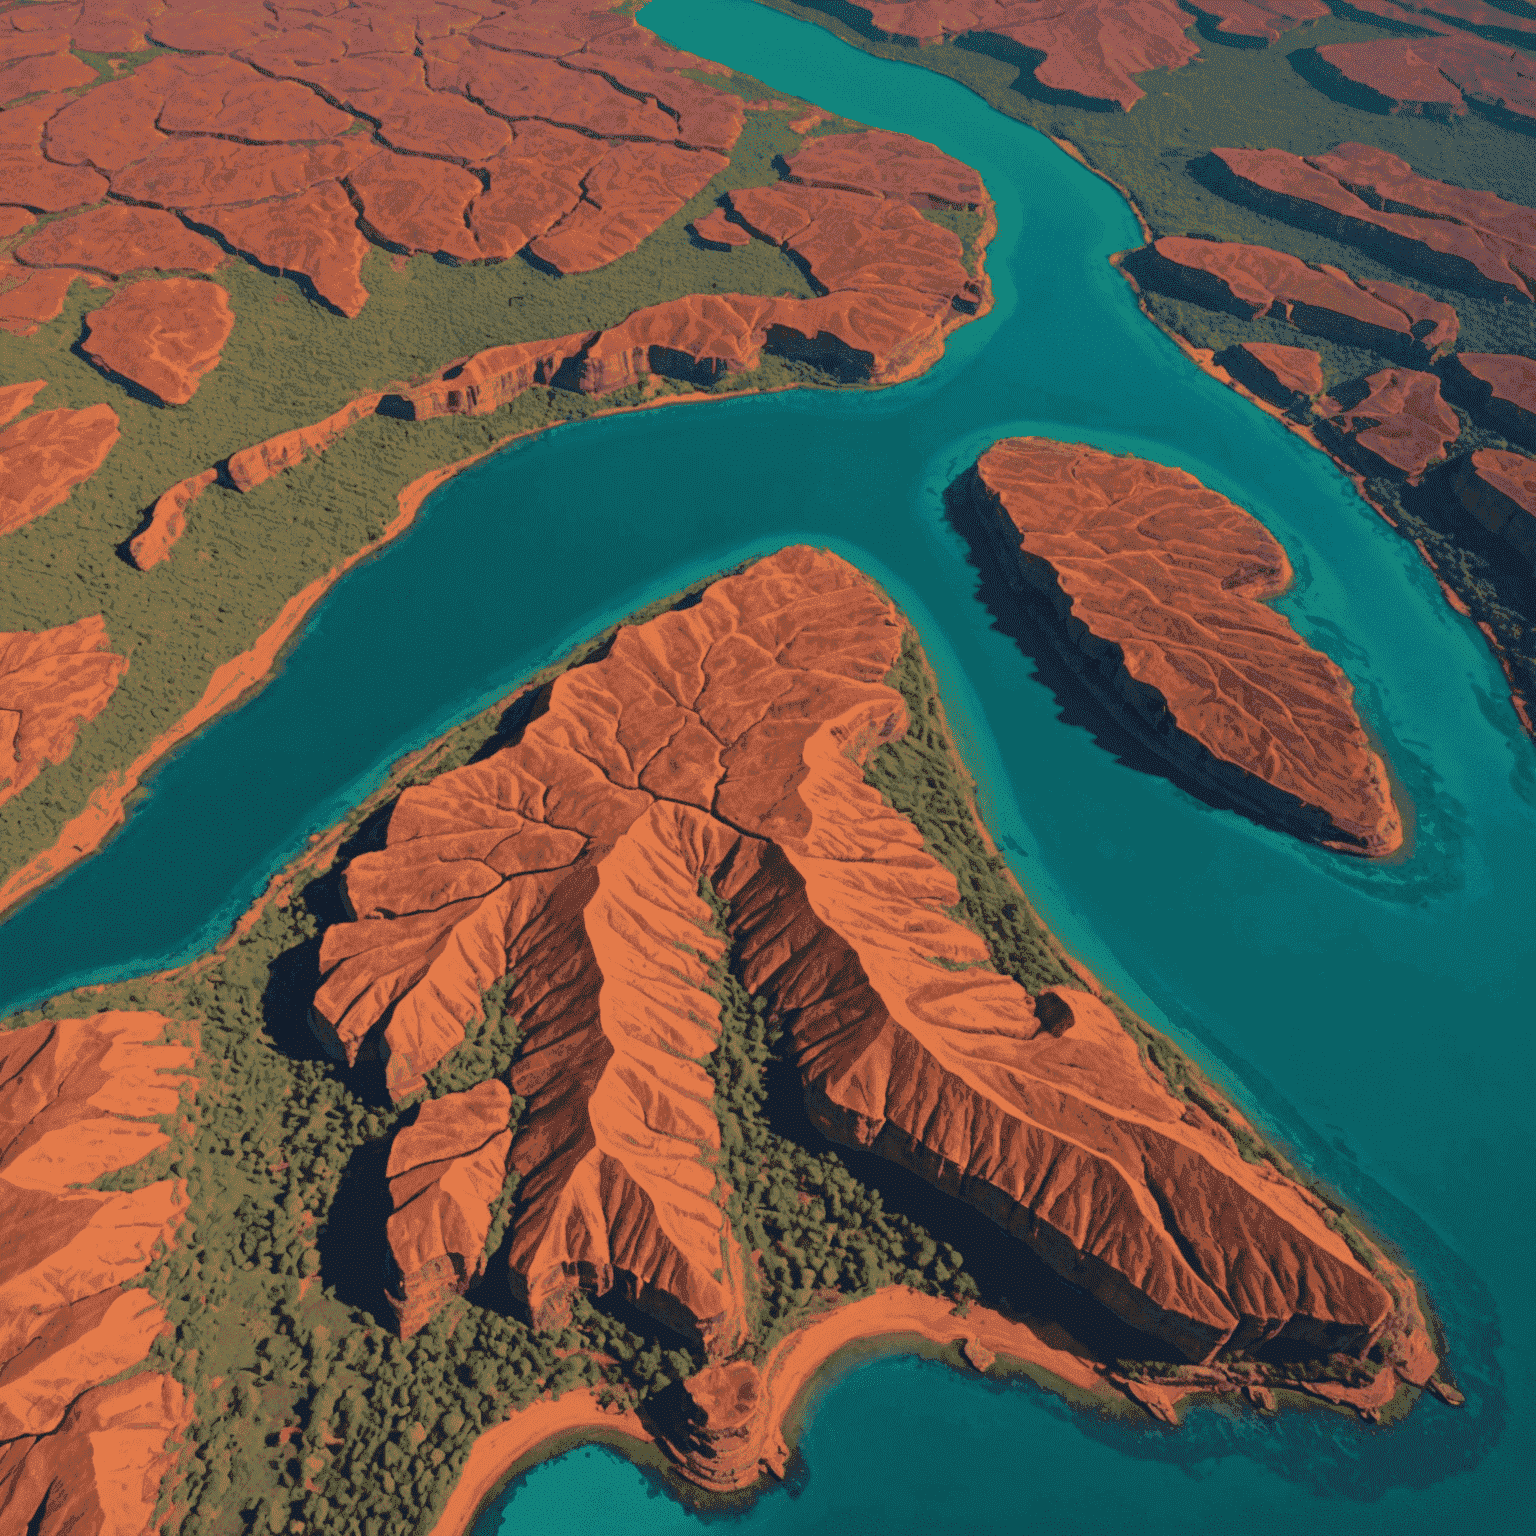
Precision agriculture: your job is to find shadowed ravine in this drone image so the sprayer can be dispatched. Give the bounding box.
[0,1,1530,1532]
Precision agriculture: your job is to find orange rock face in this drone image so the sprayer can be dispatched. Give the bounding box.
[1314,32,1536,123]
[313,545,1393,1366]
[1208,143,1534,302]
[0,614,129,805]
[0,1372,192,1536]
[0,378,45,427]
[1131,236,1454,357]
[82,277,234,406]
[0,1011,195,1454]
[691,207,750,249]
[226,392,385,493]
[1317,368,1461,479]
[1450,350,1536,447]
[784,127,987,209]
[16,203,225,279]
[0,401,119,535]
[185,181,371,317]
[1456,448,1536,570]
[972,438,1403,856]
[1229,341,1325,406]
[128,467,217,572]
[0,263,108,336]
[386,1080,514,1339]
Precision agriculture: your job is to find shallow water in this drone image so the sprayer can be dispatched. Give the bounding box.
[1,1,1530,1528]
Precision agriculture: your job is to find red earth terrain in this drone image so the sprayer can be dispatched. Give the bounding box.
[81,276,234,405]
[0,378,45,426]
[1314,31,1536,122]
[127,467,216,571]
[0,614,128,806]
[1456,448,1536,570]
[1317,368,1461,478]
[1448,350,1536,447]
[1226,341,1326,406]
[0,400,119,536]
[1208,143,1535,302]
[0,1009,197,1533]
[691,207,751,248]
[1129,236,1458,357]
[386,1080,515,1339]
[971,438,1403,856]
[311,545,1400,1372]
[15,203,224,278]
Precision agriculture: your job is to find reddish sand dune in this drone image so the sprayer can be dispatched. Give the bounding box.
[1317,368,1460,478]
[128,467,217,571]
[386,1081,514,1339]
[1209,143,1534,301]
[1130,237,1453,355]
[785,127,987,209]
[0,1372,192,1536]
[528,141,728,274]
[0,401,119,534]
[313,545,1394,1364]
[186,180,371,316]
[0,1011,195,1448]
[0,614,128,804]
[853,1,1203,110]
[16,204,224,278]
[1316,33,1536,122]
[1456,448,1536,569]
[82,277,234,405]
[0,378,45,427]
[1230,341,1325,405]
[691,207,750,248]
[973,438,1403,855]
[1449,351,1536,446]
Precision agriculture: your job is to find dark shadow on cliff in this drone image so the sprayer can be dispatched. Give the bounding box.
[941,471,1280,830]
[317,1130,397,1324]
[1286,44,1400,116]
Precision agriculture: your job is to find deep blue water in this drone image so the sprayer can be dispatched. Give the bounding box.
[2,0,1531,1528]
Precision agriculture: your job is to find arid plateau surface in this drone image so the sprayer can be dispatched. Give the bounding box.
[0,548,1452,1535]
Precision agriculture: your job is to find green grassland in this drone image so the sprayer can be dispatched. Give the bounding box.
[0,86,881,884]
[0,578,1417,1536]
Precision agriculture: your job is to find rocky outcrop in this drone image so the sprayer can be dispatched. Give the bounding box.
[0,1372,192,1536]
[971,437,1403,855]
[0,379,44,428]
[82,277,234,406]
[313,545,1395,1368]
[128,468,217,572]
[0,262,109,336]
[0,1008,196,1508]
[1223,341,1325,406]
[15,204,224,279]
[385,1081,514,1340]
[671,1361,776,1491]
[1455,448,1536,570]
[1316,368,1461,479]
[1448,351,1536,448]
[226,392,385,493]
[691,207,750,249]
[184,181,371,318]
[1313,32,1536,124]
[1206,143,1533,302]
[0,402,119,535]
[0,615,129,805]
[783,127,987,209]
[1127,236,1458,358]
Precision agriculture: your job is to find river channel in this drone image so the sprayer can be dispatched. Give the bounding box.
[0,0,1530,1528]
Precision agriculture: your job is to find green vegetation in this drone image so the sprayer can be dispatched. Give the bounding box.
[0,94,859,886]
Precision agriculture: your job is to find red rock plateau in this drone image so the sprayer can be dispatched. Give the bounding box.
[1227,341,1326,406]
[0,400,119,536]
[385,1080,515,1339]
[1208,142,1535,302]
[1130,236,1458,358]
[1448,350,1536,447]
[691,207,750,249]
[313,545,1397,1374]
[1317,368,1461,478]
[15,203,224,279]
[0,378,45,427]
[846,2,1322,111]
[0,614,129,806]
[1456,447,1536,570]
[128,466,216,571]
[0,1009,197,1533]
[82,277,233,405]
[1315,31,1536,123]
[972,438,1403,856]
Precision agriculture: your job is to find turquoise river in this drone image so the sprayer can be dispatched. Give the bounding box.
[0,1,1531,1529]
